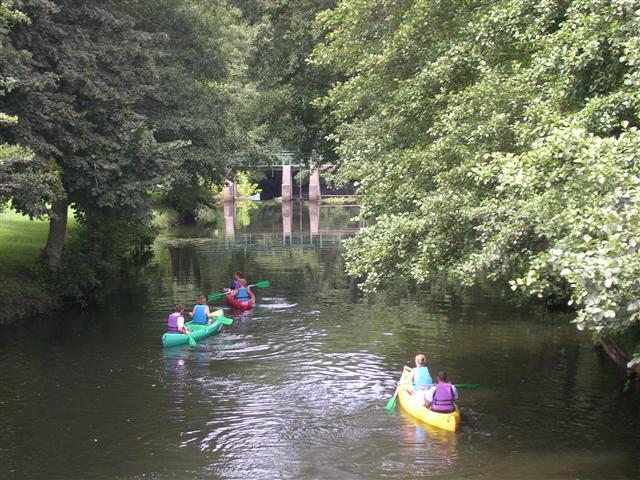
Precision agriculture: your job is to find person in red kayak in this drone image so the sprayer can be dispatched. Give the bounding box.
[224,271,243,293]
[425,371,459,412]
[230,278,255,303]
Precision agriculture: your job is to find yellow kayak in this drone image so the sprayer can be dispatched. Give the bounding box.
[397,371,461,432]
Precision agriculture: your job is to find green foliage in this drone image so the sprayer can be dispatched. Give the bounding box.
[166,183,213,223]
[235,0,338,158]
[236,171,263,197]
[236,200,259,228]
[35,213,158,305]
[315,0,640,364]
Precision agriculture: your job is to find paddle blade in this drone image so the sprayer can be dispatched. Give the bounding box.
[454,383,479,389]
[207,292,225,302]
[188,334,197,347]
[385,395,397,411]
[215,316,233,325]
[252,280,270,288]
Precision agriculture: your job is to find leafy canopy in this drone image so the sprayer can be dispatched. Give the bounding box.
[314,0,640,362]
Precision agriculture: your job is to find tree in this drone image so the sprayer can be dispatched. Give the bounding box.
[0,0,171,266]
[0,0,57,217]
[118,0,275,221]
[235,0,338,160]
[314,0,640,367]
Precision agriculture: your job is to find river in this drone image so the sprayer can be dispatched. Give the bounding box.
[1,202,638,479]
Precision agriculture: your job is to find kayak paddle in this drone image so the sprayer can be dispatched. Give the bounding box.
[207,280,271,302]
[454,383,479,388]
[187,332,197,348]
[214,316,233,325]
[385,369,408,410]
[385,384,401,411]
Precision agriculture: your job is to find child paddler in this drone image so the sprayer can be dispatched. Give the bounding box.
[167,304,190,335]
[425,371,459,412]
[190,295,213,325]
[403,354,433,404]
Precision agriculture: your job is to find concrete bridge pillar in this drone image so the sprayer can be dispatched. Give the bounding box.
[309,166,321,201]
[223,179,236,202]
[281,165,292,201]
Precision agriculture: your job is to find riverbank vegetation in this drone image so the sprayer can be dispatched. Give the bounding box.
[313,0,640,370]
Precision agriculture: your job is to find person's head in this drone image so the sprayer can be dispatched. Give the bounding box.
[415,354,426,366]
[234,271,242,280]
[436,371,448,383]
[176,303,184,314]
[197,295,206,304]
[239,278,247,287]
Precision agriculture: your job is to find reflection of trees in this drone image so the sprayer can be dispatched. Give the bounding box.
[168,247,201,286]
[236,201,259,229]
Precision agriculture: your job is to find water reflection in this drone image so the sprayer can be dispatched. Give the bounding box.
[224,201,235,238]
[282,200,292,241]
[309,201,319,235]
[398,409,459,475]
[224,200,329,245]
[3,202,638,480]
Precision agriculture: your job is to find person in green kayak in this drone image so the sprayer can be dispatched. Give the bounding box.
[167,304,191,335]
[189,295,212,325]
[404,354,433,404]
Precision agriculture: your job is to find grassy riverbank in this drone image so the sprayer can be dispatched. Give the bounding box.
[1,209,52,273]
[0,209,79,324]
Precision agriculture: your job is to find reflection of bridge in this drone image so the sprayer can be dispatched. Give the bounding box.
[222,201,364,248]
[223,151,332,201]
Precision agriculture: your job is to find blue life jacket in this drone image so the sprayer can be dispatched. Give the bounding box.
[235,287,250,301]
[167,312,181,333]
[413,366,433,391]
[192,304,208,325]
[431,383,455,413]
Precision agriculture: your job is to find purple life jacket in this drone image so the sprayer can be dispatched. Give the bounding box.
[167,312,181,333]
[431,383,455,413]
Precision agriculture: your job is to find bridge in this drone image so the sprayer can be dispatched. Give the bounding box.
[223,151,334,202]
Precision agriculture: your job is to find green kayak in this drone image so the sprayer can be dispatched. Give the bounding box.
[162,313,232,348]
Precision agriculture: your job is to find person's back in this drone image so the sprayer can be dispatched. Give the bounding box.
[191,295,210,325]
[426,371,458,413]
[412,354,433,392]
[167,304,187,334]
[235,278,251,301]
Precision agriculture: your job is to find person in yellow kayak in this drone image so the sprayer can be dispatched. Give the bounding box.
[190,295,213,325]
[404,354,433,403]
[425,371,459,412]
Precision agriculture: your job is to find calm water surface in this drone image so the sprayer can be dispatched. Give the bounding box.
[1,202,638,479]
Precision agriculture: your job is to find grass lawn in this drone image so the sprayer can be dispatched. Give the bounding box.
[0,208,76,274]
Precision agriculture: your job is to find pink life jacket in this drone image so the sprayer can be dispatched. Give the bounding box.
[431,383,455,413]
[167,312,181,333]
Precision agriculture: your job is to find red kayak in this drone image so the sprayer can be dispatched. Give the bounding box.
[225,293,254,310]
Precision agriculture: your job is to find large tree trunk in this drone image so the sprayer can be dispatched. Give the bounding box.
[42,196,69,267]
